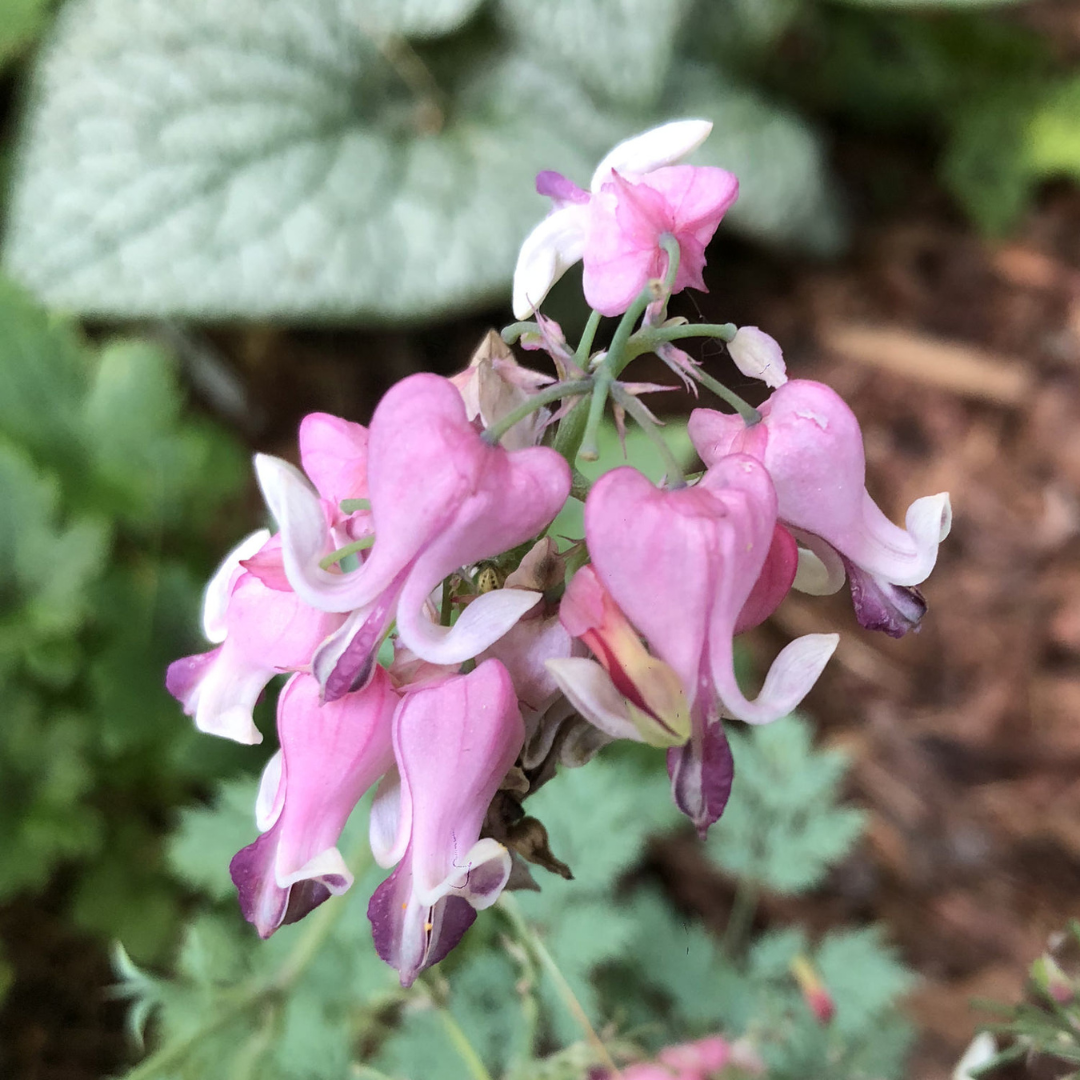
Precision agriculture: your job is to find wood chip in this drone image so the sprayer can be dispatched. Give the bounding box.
[819,323,1034,406]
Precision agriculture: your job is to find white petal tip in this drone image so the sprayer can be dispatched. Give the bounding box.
[793,547,845,596]
[953,1032,996,1080]
[277,847,354,896]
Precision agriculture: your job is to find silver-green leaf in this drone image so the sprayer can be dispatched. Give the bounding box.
[500,0,690,108]
[340,0,485,38]
[3,0,620,321]
[662,64,845,255]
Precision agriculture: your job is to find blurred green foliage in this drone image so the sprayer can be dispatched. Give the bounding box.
[706,715,866,894]
[764,4,1080,234]
[0,278,254,961]
[118,718,914,1079]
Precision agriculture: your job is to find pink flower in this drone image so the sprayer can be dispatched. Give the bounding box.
[657,1035,733,1074]
[366,660,524,986]
[166,531,346,744]
[229,669,397,937]
[255,374,571,698]
[296,411,372,544]
[547,565,692,747]
[585,459,831,725]
[513,120,737,319]
[580,458,836,833]
[601,1035,763,1080]
[689,379,952,637]
[583,165,738,318]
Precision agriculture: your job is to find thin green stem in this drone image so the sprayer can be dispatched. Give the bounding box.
[497,894,621,1077]
[575,309,603,366]
[607,283,657,380]
[503,936,541,1067]
[319,535,375,570]
[650,322,737,344]
[609,385,685,487]
[482,379,592,446]
[570,467,592,502]
[722,879,760,959]
[577,369,613,462]
[501,321,540,344]
[659,232,680,295]
[435,1005,495,1080]
[688,367,761,425]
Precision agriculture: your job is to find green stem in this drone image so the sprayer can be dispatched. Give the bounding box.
[552,397,590,466]
[688,367,761,426]
[501,321,540,344]
[497,894,621,1077]
[722,879,760,959]
[575,309,603,366]
[621,319,760,424]
[435,1005,495,1080]
[607,284,656,380]
[650,322,737,344]
[503,936,541,1067]
[440,577,454,627]
[319,535,375,570]
[570,467,592,502]
[609,384,685,487]
[482,379,592,446]
[577,369,613,462]
[659,232,681,296]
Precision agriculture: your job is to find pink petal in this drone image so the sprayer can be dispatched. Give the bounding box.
[230,671,396,937]
[733,523,798,634]
[201,529,270,642]
[298,412,369,507]
[544,657,644,743]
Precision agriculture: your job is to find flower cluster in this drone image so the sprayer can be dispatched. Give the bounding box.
[167,121,950,986]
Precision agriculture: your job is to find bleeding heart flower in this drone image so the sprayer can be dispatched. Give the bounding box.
[255,373,570,699]
[230,669,397,937]
[366,660,524,986]
[513,120,737,319]
[689,379,951,637]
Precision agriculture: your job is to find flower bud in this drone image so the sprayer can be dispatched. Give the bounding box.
[1033,953,1075,1004]
[791,954,835,1025]
[728,327,787,388]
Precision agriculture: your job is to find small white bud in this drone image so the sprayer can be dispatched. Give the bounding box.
[729,326,787,388]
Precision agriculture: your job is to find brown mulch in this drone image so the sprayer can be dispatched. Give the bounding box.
[652,181,1080,1079]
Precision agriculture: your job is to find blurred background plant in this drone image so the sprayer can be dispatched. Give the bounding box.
[0,279,252,966]
[2,0,1080,1077]
[114,716,914,1080]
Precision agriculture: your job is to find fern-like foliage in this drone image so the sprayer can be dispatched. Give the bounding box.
[706,715,866,894]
